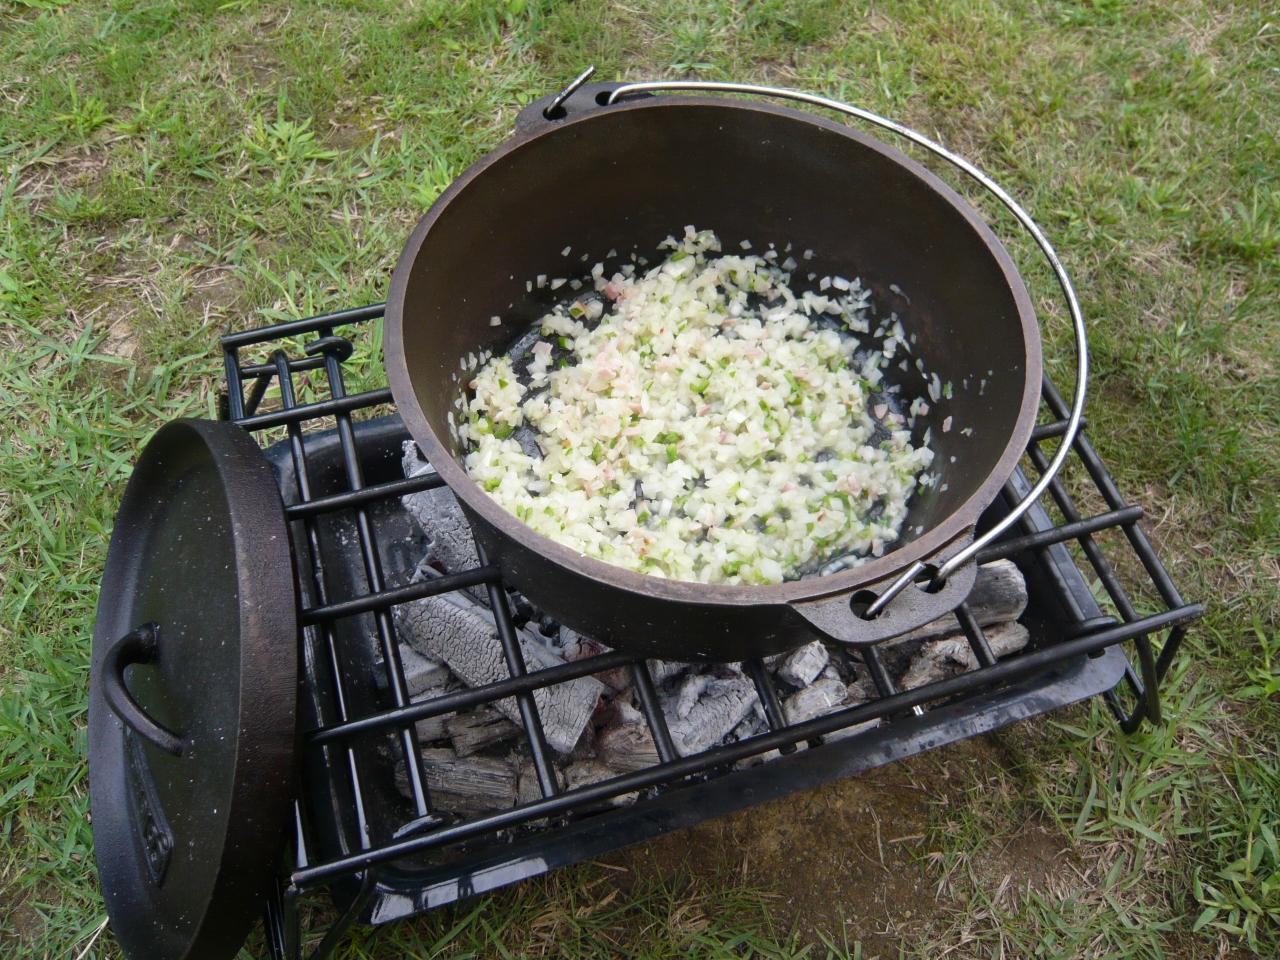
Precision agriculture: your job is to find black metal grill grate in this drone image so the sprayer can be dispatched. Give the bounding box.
[219,303,1202,960]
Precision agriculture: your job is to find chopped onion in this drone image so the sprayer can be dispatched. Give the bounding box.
[462,229,936,586]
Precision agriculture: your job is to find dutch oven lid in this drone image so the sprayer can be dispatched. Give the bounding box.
[89,419,297,960]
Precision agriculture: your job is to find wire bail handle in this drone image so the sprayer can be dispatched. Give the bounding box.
[603,79,1088,616]
[544,65,597,119]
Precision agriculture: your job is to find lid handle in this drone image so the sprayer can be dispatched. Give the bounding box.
[101,623,185,756]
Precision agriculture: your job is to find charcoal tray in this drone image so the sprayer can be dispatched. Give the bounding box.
[264,414,1126,926]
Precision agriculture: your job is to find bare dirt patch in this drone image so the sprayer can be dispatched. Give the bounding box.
[0,894,43,952]
[609,736,1042,955]
[221,35,284,89]
[964,816,1077,908]
[14,147,111,210]
[325,119,369,153]
[96,308,141,363]
[0,830,44,953]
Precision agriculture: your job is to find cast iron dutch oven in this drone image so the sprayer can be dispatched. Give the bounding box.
[386,80,1045,661]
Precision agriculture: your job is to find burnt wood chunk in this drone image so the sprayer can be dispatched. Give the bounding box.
[562,760,638,806]
[515,757,563,807]
[874,560,1028,676]
[413,714,451,744]
[891,559,1027,645]
[395,748,517,815]
[899,621,1031,691]
[395,588,604,755]
[596,723,661,772]
[445,706,520,757]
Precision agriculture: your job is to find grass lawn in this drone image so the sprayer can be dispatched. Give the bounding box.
[1,0,1276,957]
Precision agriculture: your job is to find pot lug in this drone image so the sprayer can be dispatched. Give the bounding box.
[514,80,646,133]
[789,543,978,647]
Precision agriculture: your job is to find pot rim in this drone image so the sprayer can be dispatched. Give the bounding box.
[386,95,1043,607]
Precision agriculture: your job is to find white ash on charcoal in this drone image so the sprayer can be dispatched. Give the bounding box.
[899,621,1030,691]
[592,654,688,694]
[554,628,639,695]
[388,509,1031,816]
[594,664,762,768]
[511,757,637,810]
[727,703,769,743]
[818,663,844,684]
[800,674,882,744]
[843,673,876,705]
[556,628,609,663]
[407,673,465,744]
[782,676,849,725]
[594,561,1027,773]
[395,643,449,697]
[395,749,636,817]
[736,676,876,763]
[666,666,761,755]
[672,672,714,720]
[592,695,645,731]
[395,564,604,755]
[770,641,830,688]
[401,443,488,603]
[645,659,690,685]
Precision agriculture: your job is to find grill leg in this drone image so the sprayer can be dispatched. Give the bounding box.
[307,874,376,960]
[264,877,301,960]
